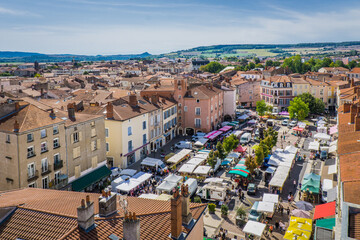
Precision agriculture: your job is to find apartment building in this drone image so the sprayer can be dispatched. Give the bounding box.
[103,94,156,168]
[0,101,67,191]
[231,78,261,108]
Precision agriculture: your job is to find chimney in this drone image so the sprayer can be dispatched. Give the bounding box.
[350,104,357,123]
[181,184,193,225]
[151,95,158,105]
[77,195,95,232]
[106,102,114,119]
[49,109,56,120]
[129,93,138,107]
[98,189,117,217]
[170,188,182,239]
[15,102,20,111]
[355,112,360,132]
[13,120,19,132]
[344,103,351,113]
[67,103,76,121]
[351,78,355,88]
[123,212,140,240]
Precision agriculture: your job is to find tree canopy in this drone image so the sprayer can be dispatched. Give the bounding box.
[207,150,216,169]
[222,134,239,153]
[256,100,268,117]
[215,142,226,160]
[245,155,258,175]
[199,62,225,73]
[288,97,310,120]
[297,92,325,114]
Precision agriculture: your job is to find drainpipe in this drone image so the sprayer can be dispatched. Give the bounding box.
[17,132,20,189]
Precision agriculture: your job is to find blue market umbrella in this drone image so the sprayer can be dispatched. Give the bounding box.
[295,201,313,211]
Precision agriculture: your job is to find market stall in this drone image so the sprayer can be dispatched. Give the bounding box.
[193,165,212,175]
[269,165,291,193]
[119,169,137,177]
[219,125,232,132]
[228,169,249,178]
[166,149,192,165]
[164,174,183,184]
[329,125,338,135]
[308,141,320,151]
[262,193,279,204]
[242,220,266,239]
[178,163,197,174]
[193,137,208,147]
[156,180,178,194]
[186,157,206,166]
[234,145,247,153]
[314,133,331,141]
[313,201,336,220]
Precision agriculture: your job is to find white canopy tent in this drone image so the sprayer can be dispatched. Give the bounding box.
[265,166,276,174]
[285,145,299,154]
[178,164,197,174]
[233,130,244,138]
[132,172,152,185]
[317,126,327,133]
[193,166,212,175]
[308,141,320,151]
[329,144,337,153]
[243,220,266,238]
[193,137,209,147]
[138,193,159,200]
[204,177,224,183]
[156,181,178,193]
[269,166,291,188]
[314,133,331,141]
[257,201,275,213]
[186,157,205,166]
[262,193,279,204]
[164,174,183,184]
[167,149,192,164]
[267,149,296,167]
[330,140,337,146]
[298,122,307,129]
[116,179,141,193]
[238,114,249,120]
[119,169,137,177]
[194,153,209,159]
[328,164,337,175]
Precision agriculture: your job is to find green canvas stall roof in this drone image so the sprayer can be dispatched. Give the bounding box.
[229,170,248,178]
[71,165,111,192]
[227,123,237,126]
[233,165,250,173]
[304,172,321,181]
[231,121,239,124]
[301,178,320,194]
[315,218,336,230]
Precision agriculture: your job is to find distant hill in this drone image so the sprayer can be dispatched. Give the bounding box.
[0,51,152,63]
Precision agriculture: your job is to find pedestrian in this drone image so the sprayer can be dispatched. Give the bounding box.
[280,205,284,215]
[299,182,302,189]
[275,221,279,230]
[269,225,273,235]
[299,191,302,200]
[287,208,290,215]
[241,192,245,201]
[293,179,297,189]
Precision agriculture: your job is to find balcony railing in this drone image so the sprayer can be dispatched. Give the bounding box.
[54,160,63,171]
[49,175,68,190]
[28,170,39,182]
[41,165,52,176]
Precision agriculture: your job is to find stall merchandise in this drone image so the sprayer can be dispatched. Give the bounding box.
[314,133,331,141]
[295,201,314,211]
[291,209,311,219]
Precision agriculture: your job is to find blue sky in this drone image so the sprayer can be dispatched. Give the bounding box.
[1,0,360,55]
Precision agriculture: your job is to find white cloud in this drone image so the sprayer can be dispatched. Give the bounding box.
[0,6,40,17]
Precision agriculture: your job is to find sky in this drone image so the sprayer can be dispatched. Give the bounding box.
[1,0,360,55]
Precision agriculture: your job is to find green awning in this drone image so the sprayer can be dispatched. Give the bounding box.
[71,165,111,192]
[301,178,320,194]
[227,123,237,126]
[316,218,335,230]
[229,170,248,177]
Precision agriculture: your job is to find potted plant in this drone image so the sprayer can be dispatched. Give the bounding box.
[235,207,246,226]
[194,196,202,203]
[221,204,229,218]
[208,203,216,214]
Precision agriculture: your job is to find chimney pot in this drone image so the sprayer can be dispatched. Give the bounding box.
[106,102,114,119]
[77,198,95,232]
[123,211,140,240]
[129,93,138,107]
[86,195,90,204]
[49,109,56,120]
[99,191,117,217]
[67,103,76,121]
[81,199,85,208]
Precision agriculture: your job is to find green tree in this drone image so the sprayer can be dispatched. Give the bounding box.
[259,139,270,157]
[244,155,258,175]
[199,62,225,73]
[222,134,239,153]
[83,71,89,75]
[334,60,345,68]
[348,60,357,69]
[256,100,268,117]
[288,97,309,121]
[322,58,332,67]
[207,150,216,169]
[216,142,226,160]
[265,60,273,68]
[247,62,256,70]
[34,73,41,78]
[298,93,325,114]
[263,127,278,149]
[254,57,260,64]
[254,145,264,167]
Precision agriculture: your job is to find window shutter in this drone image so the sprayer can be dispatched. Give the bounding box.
[73,148,76,159]
[79,132,82,141]
[71,134,74,144]
[97,139,101,149]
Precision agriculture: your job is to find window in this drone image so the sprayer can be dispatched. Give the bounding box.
[195,119,201,128]
[105,128,109,137]
[73,147,81,159]
[196,99,200,103]
[195,107,201,115]
[106,142,109,152]
[73,132,79,143]
[128,126,132,136]
[40,129,47,138]
[53,126,59,135]
[320,89,324,95]
[41,158,48,173]
[143,134,147,145]
[249,96,252,100]
[178,95,181,99]
[143,121,146,130]
[184,106,188,112]
[53,138,60,148]
[54,153,60,163]
[42,176,49,189]
[54,171,60,185]
[28,163,35,178]
[41,142,48,153]
[91,140,97,151]
[6,134,10,143]
[128,140,133,152]
[328,98,332,104]
[91,128,96,137]
[249,90,253,94]
[28,182,36,188]
[27,146,35,158]
[27,133,34,142]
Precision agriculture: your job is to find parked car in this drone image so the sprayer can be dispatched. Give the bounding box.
[192,132,206,141]
[247,183,258,195]
[248,201,262,221]
[320,150,328,160]
[175,141,192,149]
[289,120,297,127]
[282,119,289,126]
[240,133,252,144]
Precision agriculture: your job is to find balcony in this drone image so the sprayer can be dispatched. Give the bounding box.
[41,165,52,176]
[54,160,63,171]
[49,175,68,190]
[28,170,39,182]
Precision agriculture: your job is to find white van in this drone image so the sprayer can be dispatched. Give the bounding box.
[175,141,192,149]
[184,178,198,197]
[322,179,333,203]
[141,157,168,172]
[240,133,252,144]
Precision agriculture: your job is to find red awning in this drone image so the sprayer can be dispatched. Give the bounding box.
[234,145,247,153]
[313,201,336,220]
[293,127,304,132]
